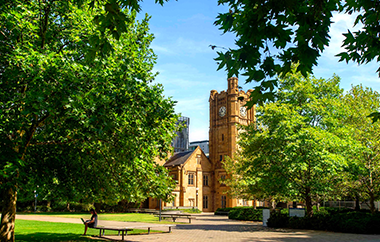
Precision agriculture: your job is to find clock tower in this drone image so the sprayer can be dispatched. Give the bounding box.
[209,77,255,210]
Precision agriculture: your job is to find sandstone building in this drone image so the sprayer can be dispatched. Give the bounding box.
[149,77,255,211]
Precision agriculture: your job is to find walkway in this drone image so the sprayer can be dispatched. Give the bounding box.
[17,213,380,242]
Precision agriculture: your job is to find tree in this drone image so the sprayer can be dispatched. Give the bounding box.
[0,1,177,241]
[342,85,380,213]
[214,0,380,115]
[225,69,351,217]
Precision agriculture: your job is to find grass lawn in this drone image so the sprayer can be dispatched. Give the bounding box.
[16,219,161,241]
[19,212,178,224]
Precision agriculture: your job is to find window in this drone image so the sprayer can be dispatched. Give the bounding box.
[222,134,224,141]
[220,155,223,161]
[196,154,201,164]
[188,173,194,185]
[243,199,248,206]
[220,174,226,185]
[203,175,209,186]
[171,173,177,180]
[203,196,208,209]
[221,196,227,208]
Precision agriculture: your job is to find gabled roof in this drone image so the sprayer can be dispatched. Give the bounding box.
[164,150,194,167]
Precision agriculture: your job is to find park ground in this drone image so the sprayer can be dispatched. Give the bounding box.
[17,213,380,242]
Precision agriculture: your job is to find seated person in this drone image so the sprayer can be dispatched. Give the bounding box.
[83,208,98,235]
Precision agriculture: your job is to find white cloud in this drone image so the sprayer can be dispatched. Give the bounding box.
[151,44,176,55]
[325,12,362,58]
[190,127,209,142]
[151,37,214,57]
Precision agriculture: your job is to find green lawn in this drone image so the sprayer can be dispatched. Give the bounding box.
[16,219,161,241]
[19,212,178,224]
[16,220,96,242]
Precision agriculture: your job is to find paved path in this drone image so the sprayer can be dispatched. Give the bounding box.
[17,213,380,242]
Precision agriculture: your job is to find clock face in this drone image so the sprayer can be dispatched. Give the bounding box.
[219,106,226,117]
[240,106,247,117]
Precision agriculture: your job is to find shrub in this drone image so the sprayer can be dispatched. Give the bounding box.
[36,205,52,212]
[214,207,234,215]
[326,211,373,234]
[267,210,289,228]
[51,201,69,211]
[228,207,263,221]
[215,207,235,212]
[267,208,380,234]
[182,208,202,214]
[163,208,202,213]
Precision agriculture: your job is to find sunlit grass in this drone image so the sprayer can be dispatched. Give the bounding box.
[15,219,161,241]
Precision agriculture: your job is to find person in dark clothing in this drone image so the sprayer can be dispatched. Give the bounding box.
[83,208,98,235]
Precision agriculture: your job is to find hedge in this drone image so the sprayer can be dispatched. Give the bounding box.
[215,206,273,221]
[228,207,263,221]
[267,209,380,234]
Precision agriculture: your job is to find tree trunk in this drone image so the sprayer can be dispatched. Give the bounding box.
[316,199,320,212]
[94,203,101,213]
[355,193,360,211]
[369,192,376,214]
[0,187,17,242]
[305,188,313,217]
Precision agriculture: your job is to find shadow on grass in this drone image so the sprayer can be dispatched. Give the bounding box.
[16,232,96,242]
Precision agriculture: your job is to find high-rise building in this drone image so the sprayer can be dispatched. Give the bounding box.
[189,140,209,157]
[171,116,190,152]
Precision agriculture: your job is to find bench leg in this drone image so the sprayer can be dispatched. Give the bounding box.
[103,229,105,236]
[169,227,172,233]
[189,218,191,223]
[99,229,102,238]
[121,230,125,241]
[148,227,151,234]
[118,231,120,236]
[172,218,176,222]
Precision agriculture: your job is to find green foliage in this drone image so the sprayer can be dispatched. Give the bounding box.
[267,211,289,228]
[1,0,177,240]
[224,69,351,216]
[340,85,380,213]
[215,207,235,213]
[228,207,264,221]
[35,205,52,212]
[1,0,177,202]
[215,0,380,106]
[268,209,380,234]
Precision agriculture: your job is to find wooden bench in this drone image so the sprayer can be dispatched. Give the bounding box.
[140,208,157,214]
[93,226,133,241]
[156,214,197,223]
[93,224,175,241]
[130,224,175,234]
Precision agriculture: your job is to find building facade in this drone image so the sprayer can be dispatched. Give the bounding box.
[208,77,255,210]
[149,146,213,211]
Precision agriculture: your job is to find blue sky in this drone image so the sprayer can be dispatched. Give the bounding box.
[138,0,380,142]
